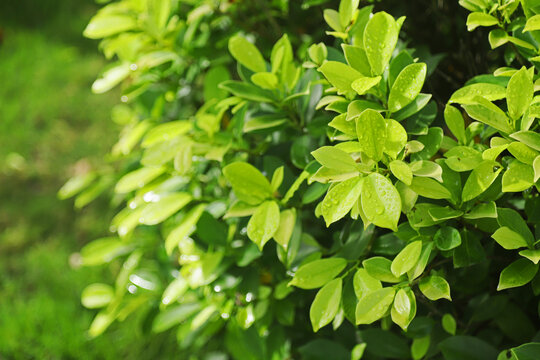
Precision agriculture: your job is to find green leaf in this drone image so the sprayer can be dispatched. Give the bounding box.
[308,43,327,65]
[492,227,529,250]
[411,127,443,161]
[388,63,427,113]
[524,14,540,32]
[223,162,274,205]
[351,76,381,95]
[363,257,403,283]
[228,35,266,73]
[323,9,343,32]
[449,83,506,105]
[115,168,165,194]
[92,63,131,94]
[311,146,359,172]
[58,172,97,199]
[165,204,206,255]
[463,201,497,219]
[247,201,280,250]
[353,268,382,299]
[81,283,114,309]
[444,105,467,144]
[519,249,540,264]
[391,241,422,277]
[489,29,508,49]
[80,237,132,266]
[84,14,137,39]
[321,177,364,226]
[161,277,188,306]
[466,12,498,31]
[502,161,534,192]
[510,131,540,151]
[384,120,408,159]
[139,193,192,225]
[407,242,434,281]
[535,155,540,182]
[507,343,540,360]
[497,208,535,246]
[355,287,395,324]
[152,303,200,333]
[391,287,416,330]
[507,142,539,164]
[507,67,533,120]
[389,51,414,88]
[273,209,296,250]
[361,173,402,231]
[219,81,275,103]
[204,66,230,101]
[419,275,451,300]
[462,97,512,133]
[393,93,432,121]
[319,61,362,95]
[442,314,457,335]
[435,226,462,251]
[409,177,452,200]
[462,160,501,202]
[363,12,399,75]
[289,258,347,289]
[390,160,412,185]
[439,336,498,360]
[411,336,430,360]
[498,258,539,291]
[342,44,371,76]
[310,278,342,332]
[356,109,387,161]
[410,160,443,182]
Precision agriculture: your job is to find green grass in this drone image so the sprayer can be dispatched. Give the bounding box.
[0,3,178,359]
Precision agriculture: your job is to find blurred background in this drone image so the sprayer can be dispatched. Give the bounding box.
[0,0,180,358]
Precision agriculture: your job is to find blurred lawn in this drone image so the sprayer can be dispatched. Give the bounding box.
[0,1,176,358]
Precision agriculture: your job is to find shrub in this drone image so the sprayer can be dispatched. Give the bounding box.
[62,0,540,358]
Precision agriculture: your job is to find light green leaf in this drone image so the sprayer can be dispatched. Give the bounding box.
[319,61,362,95]
[339,0,360,28]
[152,303,200,333]
[247,201,280,250]
[524,14,540,32]
[466,12,498,31]
[497,258,539,291]
[81,283,114,309]
[58,172,97,199]
[321,177,364,226]
[502,161,534,192]
[519,249,540,264]
[489,29,508,49]
[410,160,443,182]
[356,109,387,161]
[351,76,381,95]
[223,162,273,205]
[507,142,538,164]
[92,63,130,94]
[449,83,507,105]
[342,44,371,76]
[510,131,540,151]
[492,227,528,250]
[228,35,266,73]
[310,278,342,332]
[442,314,456,335]
[161,277,188,306]
[444,105,467,144]
[84,14,137,39]
[409,177,452,200]
[363,257,403,283]
[308,43,327,65]
[435,227,462,251]
[407,242,434,281]
[411,336,430,360]
[115,167,165,194]
[391,241,422,277]
[251,72,278,90]
[219,81,275,103]
[388,63,427,113]
[462,97,512,133]
[289,258,347,289]
[363,12,399,76]
[384,119,408,159]
[463,201,497,219]
[165,204,206,255]
[353,268,382,300]
[311,146,359,173]
[462,160,501,202]
[429,207,463,221]
[507,67,533,120]
[273,209,296,249]
[139,193,192,225]
[391,287,416,330]
[270,166,284,191]
[390,160,412,185]
[355,287,396,324]
[419,275,451,300]
[323,9,343,32]
[80,237,132,266]
[361,173,401,231]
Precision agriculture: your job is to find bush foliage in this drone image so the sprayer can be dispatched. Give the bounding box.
[63,0,540,358]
